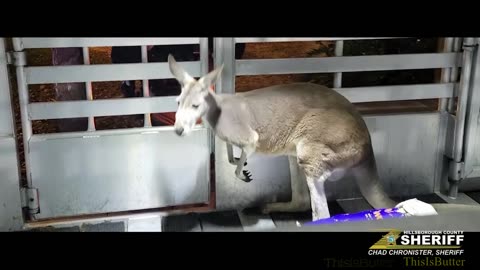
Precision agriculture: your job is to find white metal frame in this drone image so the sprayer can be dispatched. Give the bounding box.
[1,37,480,229]
[0,38,24,231]
[10,38,213,221]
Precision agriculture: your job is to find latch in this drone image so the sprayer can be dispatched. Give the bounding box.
[447,160,465,198]
[449,160,465,181]
[5,51,26,66]
[20,187,40,214]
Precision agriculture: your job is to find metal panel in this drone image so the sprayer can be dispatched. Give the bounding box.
[215,113,444,210]
[334,83,455,103]
[29,96,178,120]
[236,53,462,76]
[10,38,213,220]
[0,38,24,231]
[214,140,292,210]
[19,38,201,49]
[235,37,409,43]
[212,37,450,209]
[463,38,480,180]
[26,61,201,84]
[0,138,24,231]
[352,113,444,198]
[29,128,211,220]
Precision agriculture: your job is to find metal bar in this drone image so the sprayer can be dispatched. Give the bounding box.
[235,53,462,76]
[462,37,480,179]
[199,38,214,154]
[12,38,23,51]
[29,83,455,120]
[448,38,463,113]
[333,41,344,88]
[141,45,152,128]
[214,38,237,164]
[29,96,178,120]
[235,37,410,43]
[28,83,455,120]
[438,38,454,111]
[214,38,236,94]
[334,83,456,103]
[0,37,25,230]
[448,38,476,198]
[82,47,96,131]
[453,39,475,162]
[20,38,201,48]
[12,52,33,188]
[25,61,202,85]
[30,124,207,141]
[199,38,209,75]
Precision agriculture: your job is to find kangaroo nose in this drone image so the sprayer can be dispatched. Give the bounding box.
[175,127,184,136]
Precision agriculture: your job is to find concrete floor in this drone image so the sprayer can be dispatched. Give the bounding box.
[23,191,480,232]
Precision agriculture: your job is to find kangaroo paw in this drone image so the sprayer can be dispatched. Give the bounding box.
[234,157,247,166]
[236,170,253,182]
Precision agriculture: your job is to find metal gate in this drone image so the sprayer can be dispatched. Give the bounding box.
[0,38,23,231]
[456,38,480,190]
[211,37,480,210]
[1,37,480,227]
[9,38,212,220]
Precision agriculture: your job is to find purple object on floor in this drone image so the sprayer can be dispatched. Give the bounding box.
[304,208,406,226]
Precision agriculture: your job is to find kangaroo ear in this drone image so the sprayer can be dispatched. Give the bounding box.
[168,54,195,87]
[198,64,224,90]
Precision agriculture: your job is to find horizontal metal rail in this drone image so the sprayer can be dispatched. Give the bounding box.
[17,38,201,49]
[30,124,206,141]
[28,83,455,120]
[25,61,201,84]
[334,83,455,103]
[235,53,462,76]
[29,96,178,120]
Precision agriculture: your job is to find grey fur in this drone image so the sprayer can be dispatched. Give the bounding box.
[168,54,397,221]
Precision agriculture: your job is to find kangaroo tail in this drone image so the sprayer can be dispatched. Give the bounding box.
[352,145,398,209]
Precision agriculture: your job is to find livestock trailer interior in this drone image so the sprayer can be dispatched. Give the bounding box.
[1,37,480,232]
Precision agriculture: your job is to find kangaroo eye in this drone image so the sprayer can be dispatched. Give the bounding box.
[192,104,199,109]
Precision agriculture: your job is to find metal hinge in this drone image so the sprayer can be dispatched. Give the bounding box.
[449,160,465,181]
[5,51,26,66]
[20,187,40,214]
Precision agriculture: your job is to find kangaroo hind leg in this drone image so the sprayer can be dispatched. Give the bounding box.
[260,156,311,214]
[295,141,339,221]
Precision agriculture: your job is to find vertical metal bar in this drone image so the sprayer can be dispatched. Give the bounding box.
[12,38,33,188]
[12,38,23,52]
[214,38,235,95]
[448,38,463,113]
[141,45,152,128]
[200,38,214,154]
[0,38,24,230]
[448,37,476,198]
[214,38,236,164]
[199,38,209,75]
[453,38,475,162]
[333,41,344,88]
[439,38,454,111]
[462,37,480,179]
[82,47,96,131]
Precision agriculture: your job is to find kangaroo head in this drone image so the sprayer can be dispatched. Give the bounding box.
[168,54,223,136]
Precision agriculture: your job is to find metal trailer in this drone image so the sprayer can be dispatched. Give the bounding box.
[1,37,479,231]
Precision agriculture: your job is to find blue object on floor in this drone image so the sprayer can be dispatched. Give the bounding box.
[303,208,406,226]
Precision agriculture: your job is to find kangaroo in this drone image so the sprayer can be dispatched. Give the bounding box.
[168,54,400,221]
